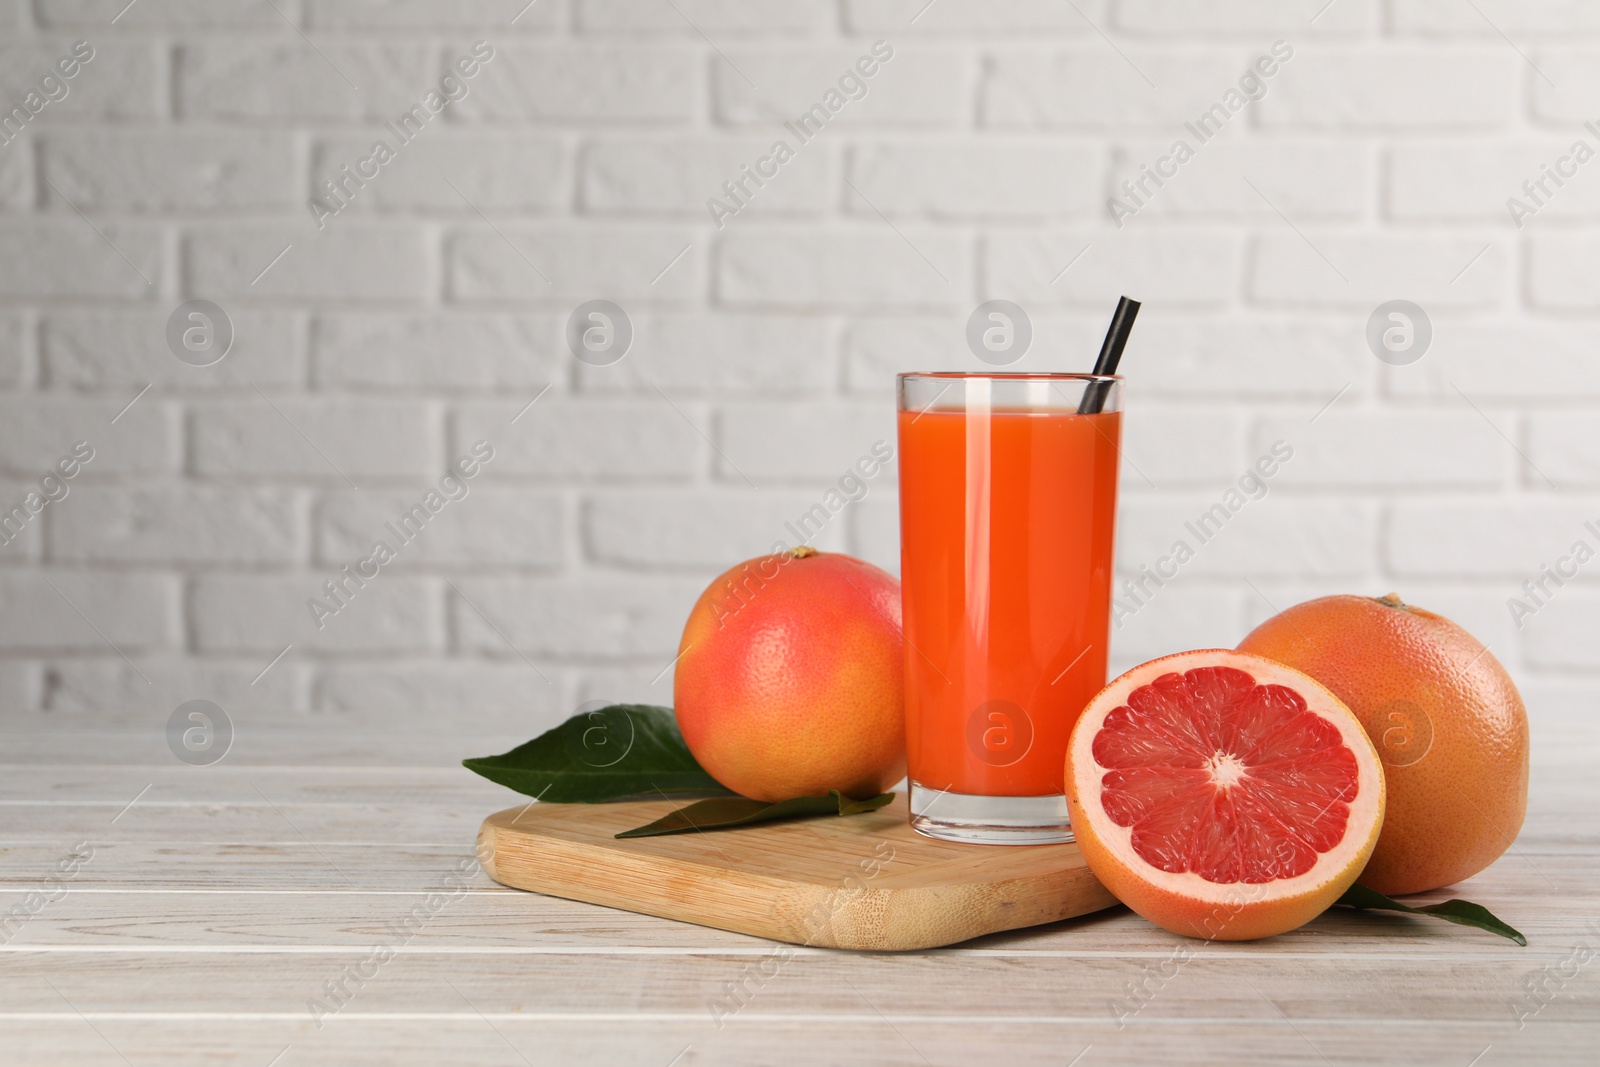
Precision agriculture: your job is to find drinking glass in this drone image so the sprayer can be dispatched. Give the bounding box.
[896,373,1124,844]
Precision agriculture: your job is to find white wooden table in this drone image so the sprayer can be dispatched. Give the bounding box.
[3,718,1596,1066]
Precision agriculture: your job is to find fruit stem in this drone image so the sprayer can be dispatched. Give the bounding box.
[1377,592,1409,610]
[789,545,820,560]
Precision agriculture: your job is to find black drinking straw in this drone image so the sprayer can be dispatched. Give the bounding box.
[1077,295,1141,414]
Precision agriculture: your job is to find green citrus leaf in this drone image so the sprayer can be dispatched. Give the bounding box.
[463,704,734,803]
[616,789,895,839]
[1335,882,1526,946]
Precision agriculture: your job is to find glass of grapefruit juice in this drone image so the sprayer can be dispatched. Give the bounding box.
[897,372,1123,844]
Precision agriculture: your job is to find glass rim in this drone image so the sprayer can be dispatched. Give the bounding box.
[897,371,1123,383]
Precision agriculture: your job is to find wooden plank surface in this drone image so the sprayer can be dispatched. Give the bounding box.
[4,1018,1596,1067]
[2,719,1598,1066]
[4,948,1589,1016]
[1,872,1590,952]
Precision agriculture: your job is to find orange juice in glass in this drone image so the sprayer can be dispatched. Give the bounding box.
[896,373,1123,844]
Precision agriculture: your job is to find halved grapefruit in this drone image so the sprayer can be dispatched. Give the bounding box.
[1065,649,1385,941]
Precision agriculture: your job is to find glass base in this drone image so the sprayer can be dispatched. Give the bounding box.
[908,781,1072,845]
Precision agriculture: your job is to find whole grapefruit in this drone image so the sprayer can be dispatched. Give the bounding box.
[1066,649,1385,941]
[673,547,905,803]
[1238,593,1528,896]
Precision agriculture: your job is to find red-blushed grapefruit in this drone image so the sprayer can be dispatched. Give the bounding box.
[1065,649,1385,941]
[1238,593,1528,896]
[674,547,905,803]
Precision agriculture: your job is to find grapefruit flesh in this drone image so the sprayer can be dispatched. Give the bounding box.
[674,547,905,803]
[1238,593,1529,895]
[1066,649,1385,941]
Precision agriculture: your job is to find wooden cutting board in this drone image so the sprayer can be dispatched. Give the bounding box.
[477,795,1118,951]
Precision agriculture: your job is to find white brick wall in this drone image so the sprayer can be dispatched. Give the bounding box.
[0,0,1593,741]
